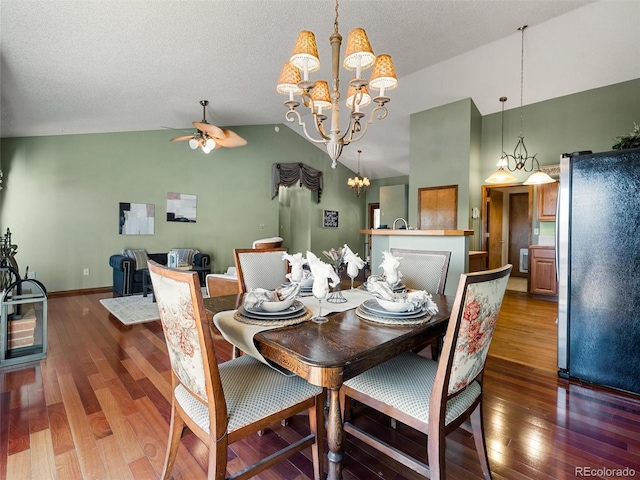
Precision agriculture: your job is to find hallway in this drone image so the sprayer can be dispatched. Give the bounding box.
[489,291,558,372]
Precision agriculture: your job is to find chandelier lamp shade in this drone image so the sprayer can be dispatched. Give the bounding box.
[347,150,370,197]
[485,26,555,185]
[277,0,398,169]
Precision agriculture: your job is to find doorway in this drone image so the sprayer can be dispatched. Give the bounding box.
[366,203,380,272]
[481,184,532,289]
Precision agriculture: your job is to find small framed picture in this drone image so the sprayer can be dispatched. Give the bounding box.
[323,209,339,228]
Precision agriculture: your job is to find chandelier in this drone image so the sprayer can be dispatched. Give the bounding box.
[486,26,555,185]
[347,150,370,197]
[277,0,398,169]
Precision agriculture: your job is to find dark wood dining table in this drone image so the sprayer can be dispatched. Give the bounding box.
[204,292,453,480]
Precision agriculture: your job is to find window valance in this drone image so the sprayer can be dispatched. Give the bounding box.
[271,162,323,203]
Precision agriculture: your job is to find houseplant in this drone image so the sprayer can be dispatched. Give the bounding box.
[612,122,640,150]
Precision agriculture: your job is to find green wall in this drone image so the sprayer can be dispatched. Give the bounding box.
[0,124,364,292]
[409,98,480,230]
[364,175,409,207]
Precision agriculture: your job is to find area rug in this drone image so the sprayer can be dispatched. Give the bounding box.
[100,288,209,325]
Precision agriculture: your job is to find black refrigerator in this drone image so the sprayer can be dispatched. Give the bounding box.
[557,148,640,396]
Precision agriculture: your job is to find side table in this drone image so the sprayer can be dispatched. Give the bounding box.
[190,266,211,287]
[142,268,154,302]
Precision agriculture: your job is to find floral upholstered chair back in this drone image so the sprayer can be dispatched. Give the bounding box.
[445,265,511,397]
[148,261,210,404]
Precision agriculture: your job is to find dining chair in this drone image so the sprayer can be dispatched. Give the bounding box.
[233,247,288,293]
[205,268,241,297]
[390,248,451,362]
[147,260,325,480]
[252,236,284,249]
[340,264,512,480]
[390,248,451,294]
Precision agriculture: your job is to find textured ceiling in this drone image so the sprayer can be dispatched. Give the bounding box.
[1,0,638,178]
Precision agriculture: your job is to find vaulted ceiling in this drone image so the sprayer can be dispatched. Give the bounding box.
[1,1,638,178]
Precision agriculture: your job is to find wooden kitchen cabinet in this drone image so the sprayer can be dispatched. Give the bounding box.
[529,245,558,297]
[536,182,558,221]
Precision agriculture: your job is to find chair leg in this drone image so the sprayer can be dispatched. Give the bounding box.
[470,403,493,480]
[208,435,228,480]
[339,388,349,422]
[162,404,186,480]
[430,334,444,360]
[309,390,326,480]
[427,426,447,480]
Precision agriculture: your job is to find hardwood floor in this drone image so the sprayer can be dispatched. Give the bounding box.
[2,290,640,479]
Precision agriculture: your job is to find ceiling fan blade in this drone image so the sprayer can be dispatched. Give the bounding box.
[193,121,225,139]
[170,135,195,142]
[215,129,248,148]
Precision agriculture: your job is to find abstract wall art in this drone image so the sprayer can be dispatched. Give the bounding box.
[119,203,155,235]
[166,192,197,223]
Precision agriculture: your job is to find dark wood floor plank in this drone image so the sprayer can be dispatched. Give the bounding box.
[0,391,10,480]
[48,401,75,456]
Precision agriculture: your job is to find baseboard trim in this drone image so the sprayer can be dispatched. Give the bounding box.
[48,286,113,298]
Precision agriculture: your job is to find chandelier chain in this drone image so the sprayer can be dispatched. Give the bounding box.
[334,0,339,35]
[518,25,527,137]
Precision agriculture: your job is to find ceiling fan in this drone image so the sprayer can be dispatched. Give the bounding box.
[170,100,247,153]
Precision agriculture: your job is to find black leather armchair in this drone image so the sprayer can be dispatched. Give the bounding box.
[109,252,210,296]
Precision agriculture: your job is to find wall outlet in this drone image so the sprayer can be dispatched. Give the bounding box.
[27,271,36,279]
[533,228,539,235]
[83,268,90,276]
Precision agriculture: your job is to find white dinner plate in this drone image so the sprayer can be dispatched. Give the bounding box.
[242,300,305,318]
[360,299,428,319]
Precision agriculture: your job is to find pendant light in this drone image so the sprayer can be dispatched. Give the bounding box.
[485,97,518,184]
[491,26,555,185]
[347,150,370,197]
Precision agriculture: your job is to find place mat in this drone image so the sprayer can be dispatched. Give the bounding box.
[234,307,313,326]
[355,306,433,325]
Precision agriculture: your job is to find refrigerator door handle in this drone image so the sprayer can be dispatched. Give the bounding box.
[555,188,560,282]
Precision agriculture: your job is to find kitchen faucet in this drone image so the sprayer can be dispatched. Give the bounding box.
[393,218,408,230]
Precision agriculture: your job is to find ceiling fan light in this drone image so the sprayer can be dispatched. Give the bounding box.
[189,138,199,149]
[205,138,216,150]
